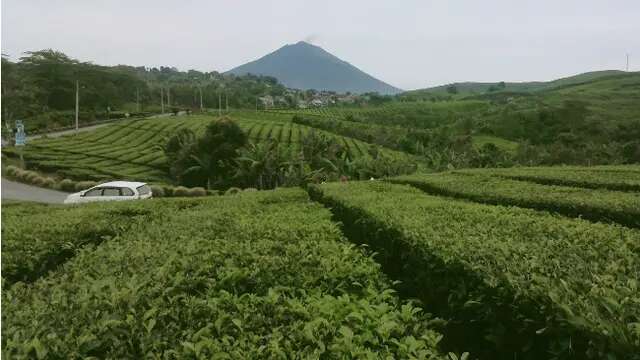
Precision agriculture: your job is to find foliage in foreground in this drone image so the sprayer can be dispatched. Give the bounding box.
[309,181,640,359]
[2,190,451,359]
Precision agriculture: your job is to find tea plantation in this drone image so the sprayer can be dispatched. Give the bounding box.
[2,190,449,358]
[2,165,639,359]
[5,111,414,184]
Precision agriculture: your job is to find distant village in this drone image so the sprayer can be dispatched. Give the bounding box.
[258,89,372,109]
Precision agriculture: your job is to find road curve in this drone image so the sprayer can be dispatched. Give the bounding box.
[26,112,184,141]
[1,178,69,204]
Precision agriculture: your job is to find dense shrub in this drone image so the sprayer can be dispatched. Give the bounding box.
[225,187,241,195]
[74,181,98,192]
[12,168,26,179]
[41,177,56,189]
[172,186,189,197]
[161,186,174,197]
[21,171,40,184]
[390,172,640,228]
[309,181,640,359]
[4,165,19,177]
[186,187,207,197]
[148,185,165,197]
[2,189,451,358]
[31,175,47,187]
[58,179,77,192]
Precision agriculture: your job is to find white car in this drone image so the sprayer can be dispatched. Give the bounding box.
[64,181,152,204]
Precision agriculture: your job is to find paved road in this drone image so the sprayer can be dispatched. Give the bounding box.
[27,123,113,140]
[1,178,69,204]
[26,112,184,141]
[2,111,188,204]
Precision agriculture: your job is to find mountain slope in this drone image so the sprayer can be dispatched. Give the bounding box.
[405,70,628,97]
[226,41,402,95]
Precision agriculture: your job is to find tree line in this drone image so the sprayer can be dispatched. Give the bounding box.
[1,50,288,131]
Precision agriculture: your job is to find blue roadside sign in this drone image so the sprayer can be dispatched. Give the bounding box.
[15,120,26,146]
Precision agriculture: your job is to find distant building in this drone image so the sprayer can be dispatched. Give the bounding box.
[337,95,357,104]
[259,95,274,108]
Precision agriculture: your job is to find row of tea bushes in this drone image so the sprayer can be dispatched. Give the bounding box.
[455,166,640,192]
[2,165,226,197]
[1,202,158,286]
[2,189,456,358]
[389,172,640,229]
[309,181,640,359]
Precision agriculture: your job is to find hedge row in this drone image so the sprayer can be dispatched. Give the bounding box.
[389,172,640,229]
[3,165,246,197]
[1,202,157,286]
[2,189,455,358]
[309,181,640,359]
[456,166,640,192]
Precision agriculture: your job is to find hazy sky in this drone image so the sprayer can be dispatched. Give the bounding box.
[2,0,639,90]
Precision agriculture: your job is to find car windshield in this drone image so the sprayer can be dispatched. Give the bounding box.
[137,185,151,196]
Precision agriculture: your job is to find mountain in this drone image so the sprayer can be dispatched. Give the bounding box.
[226,41,402,95]
[404,70,628,97]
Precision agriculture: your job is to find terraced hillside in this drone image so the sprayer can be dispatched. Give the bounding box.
[271,72,640,167]
[4,112,414,184]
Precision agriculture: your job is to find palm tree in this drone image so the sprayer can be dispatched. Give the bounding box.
[184,152,216,189]
[236,140,291,189]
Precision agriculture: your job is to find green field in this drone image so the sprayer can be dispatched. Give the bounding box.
[3,165,639,358]
[5,112,414,184]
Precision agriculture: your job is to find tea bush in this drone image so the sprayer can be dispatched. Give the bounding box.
[74,181,98,192]
[309,181,640,359]
[148,185,165,197]
[172,186,189,197]
[225,187,241,195]
[186,187,207,197]
[457,166,640,192]
[1,202,154,285]
[58,178,77,192]
[2,189,454,358]
[390,172,640,228]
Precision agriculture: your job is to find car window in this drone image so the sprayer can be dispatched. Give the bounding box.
[120,187,134,196]
[137,185,151,196]
[84,188,103,196]
[102,188,120,196]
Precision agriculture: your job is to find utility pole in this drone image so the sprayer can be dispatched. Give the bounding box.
[136,88,140,112]
[225,92,229,113]
[167,87,171,107]
[218,92,222,116]
[199,87,203,111]
[627,53,630,72]
[161,87,165,113]
[75,80,79,134]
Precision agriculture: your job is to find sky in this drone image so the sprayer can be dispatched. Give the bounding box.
[2,0,639,90]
